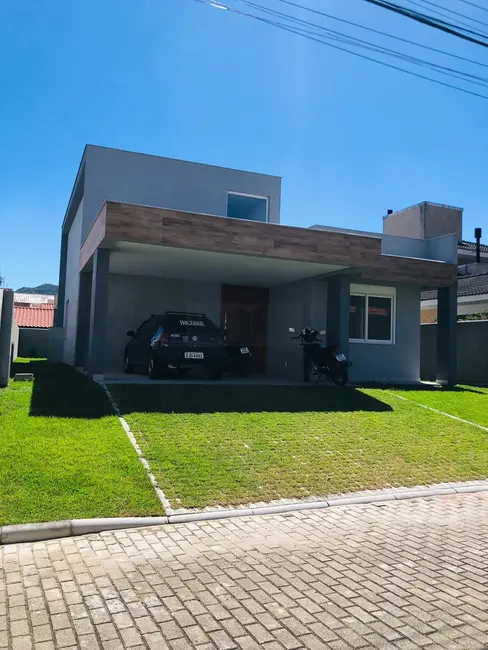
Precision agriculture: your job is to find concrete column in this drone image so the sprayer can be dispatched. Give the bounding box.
[75,272,92,369]
[54,234,68,327]
[0,289,15,387]
[437,283,457,386]
[87,249,110,379]
[326,274,350,355]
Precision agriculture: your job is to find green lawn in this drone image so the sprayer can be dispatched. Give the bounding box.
[0,361,163,525]
[388,385,488,428]
[111,383,488,509]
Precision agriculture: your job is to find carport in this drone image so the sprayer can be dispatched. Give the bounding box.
[74,201,458,384]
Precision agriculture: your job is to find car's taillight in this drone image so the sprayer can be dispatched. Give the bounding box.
[160,332,170,346]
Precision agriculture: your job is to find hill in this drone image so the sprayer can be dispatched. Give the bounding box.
[16,283,58,295]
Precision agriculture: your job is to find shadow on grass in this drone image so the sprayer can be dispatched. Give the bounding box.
[110,384,394,415]
[11,360,113,419]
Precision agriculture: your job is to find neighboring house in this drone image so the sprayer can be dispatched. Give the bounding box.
[457,240,488,266]
[56,145,459,384]
[420,237,488,323]
[421,272,488,323]
[14,304,55,329]
[14,293,56,308]
[14,295,55,358]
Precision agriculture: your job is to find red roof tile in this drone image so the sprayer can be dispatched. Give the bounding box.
[15,304,55,328]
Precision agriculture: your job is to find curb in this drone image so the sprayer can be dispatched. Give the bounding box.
[2,482,488,545]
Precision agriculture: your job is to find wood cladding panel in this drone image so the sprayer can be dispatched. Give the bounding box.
[79,201,457,287]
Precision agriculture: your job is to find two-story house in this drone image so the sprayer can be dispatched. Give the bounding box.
[57,145,459,384]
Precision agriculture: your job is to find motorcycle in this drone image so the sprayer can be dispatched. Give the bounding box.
[222,329,252,377]
[290,327,351,386]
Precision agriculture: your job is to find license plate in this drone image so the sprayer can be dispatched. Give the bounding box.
[184,352,204,359]
[335,353,346,362]
[240,347,250,354]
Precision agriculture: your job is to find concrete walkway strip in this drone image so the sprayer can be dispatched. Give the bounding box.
[386,390,488,432]
[2,481,488,544]
[102,383,174,514]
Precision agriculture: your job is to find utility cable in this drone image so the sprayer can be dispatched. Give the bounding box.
[192,0,488,98]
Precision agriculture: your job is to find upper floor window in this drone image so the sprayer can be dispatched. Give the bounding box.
[227,192,269,223]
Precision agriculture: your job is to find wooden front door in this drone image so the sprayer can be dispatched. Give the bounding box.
[221,285,269,374]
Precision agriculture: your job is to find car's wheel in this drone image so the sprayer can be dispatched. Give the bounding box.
[124,354,135,374]
[208,368,223,381]
[148,356,161,380]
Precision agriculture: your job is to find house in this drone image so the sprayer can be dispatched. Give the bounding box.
[13,294,56,358]
[421,272,488,323]
[56,145,459,384]
[420,236,488,323]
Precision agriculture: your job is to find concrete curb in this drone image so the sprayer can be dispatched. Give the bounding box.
[2,481,488,545]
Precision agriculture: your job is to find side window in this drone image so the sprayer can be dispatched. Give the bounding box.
[137,318,158,340]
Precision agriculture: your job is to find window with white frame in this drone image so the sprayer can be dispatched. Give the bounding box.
[349,285,395,344]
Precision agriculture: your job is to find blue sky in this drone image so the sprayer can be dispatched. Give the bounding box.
[1,0,487,289]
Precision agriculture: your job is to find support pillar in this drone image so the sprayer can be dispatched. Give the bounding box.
[0,289,15,388]
[326,274,350,355]
[54,234,68,327]
[437,283,457,386]
[87,249,110,379]
[75,271,92,369]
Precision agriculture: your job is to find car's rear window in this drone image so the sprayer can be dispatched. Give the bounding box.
[160,314,221,336]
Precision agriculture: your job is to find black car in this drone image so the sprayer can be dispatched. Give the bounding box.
[124,312,226,380]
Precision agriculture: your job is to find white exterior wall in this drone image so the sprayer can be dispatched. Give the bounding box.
[105,274,221,372]
[63,200,83,365]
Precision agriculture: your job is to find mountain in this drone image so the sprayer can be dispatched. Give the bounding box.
[16,283,58,295]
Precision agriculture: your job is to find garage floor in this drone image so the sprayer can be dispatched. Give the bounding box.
[103,373,307,386]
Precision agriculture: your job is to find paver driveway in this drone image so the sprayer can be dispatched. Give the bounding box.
[1,494,488,650]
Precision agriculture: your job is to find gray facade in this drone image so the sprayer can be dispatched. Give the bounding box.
[57,146,458,385]
[69,145,282,244]
[268,279,420,383]
[350,285,420,383]
[57,146,282,331]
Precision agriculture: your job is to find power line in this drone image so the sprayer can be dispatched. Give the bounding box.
[265,0,488,69]
[192,0,488,98]
[453,0,488,13]
[361,0,488,48]
[401,0,488,31]
[238,0,488,86]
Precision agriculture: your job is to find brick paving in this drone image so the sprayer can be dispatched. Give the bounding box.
[2,494,488,649]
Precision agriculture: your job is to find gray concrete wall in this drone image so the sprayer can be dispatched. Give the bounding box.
[82,146,282,242]
[19,329,51,358]
[63,200,83,365]
[268,279,420,383]
[267,278,328,380]
[18,328,65,361]
[383,203,462,242]
[424,204,462,241]
[349,284,421,383]
[105,273,221,372]
[383,205,423,239]
[421,321,488,384]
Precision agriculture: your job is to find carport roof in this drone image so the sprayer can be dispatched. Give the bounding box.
[80,201,458,288]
